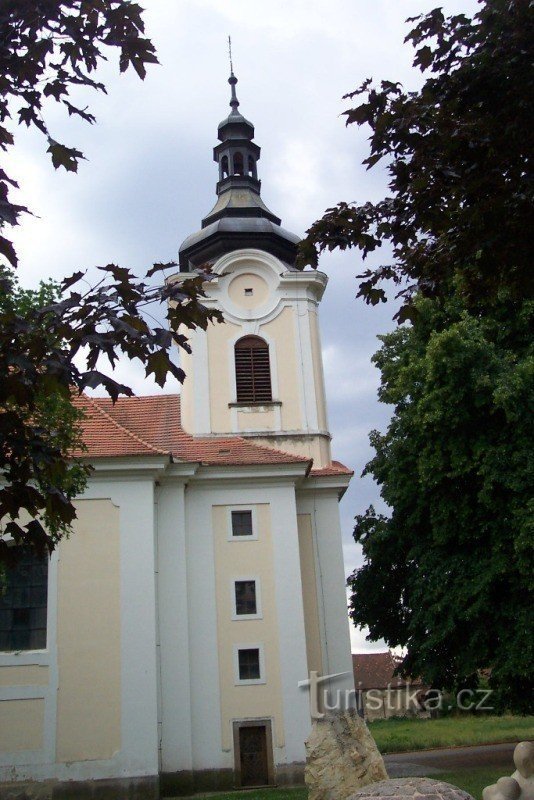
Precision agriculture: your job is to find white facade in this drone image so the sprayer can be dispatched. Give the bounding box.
[1,463,353,797]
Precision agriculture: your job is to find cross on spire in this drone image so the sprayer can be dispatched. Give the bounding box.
[228,35,234,74]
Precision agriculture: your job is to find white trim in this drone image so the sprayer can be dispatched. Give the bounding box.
[293,298,319,431]
[0,651,49,666]
[0,685,47,701]
[76,455,169,474]
[269,485,311,762]
[301,474,352,498]
[155,480,194,773]
[233,643,266,686]
[295,491,355,700]
[231,576,263,621]
[192,326,211,434]
[226,506,258,541]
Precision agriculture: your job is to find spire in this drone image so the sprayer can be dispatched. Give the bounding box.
[177,52,301,271]
[212,46,262,203]
[228,36,240,115]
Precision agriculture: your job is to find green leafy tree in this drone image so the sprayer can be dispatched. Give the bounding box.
[298,0,533,711]
[349,294,533,712]
[0,267,89,561]
[0,2,221,562]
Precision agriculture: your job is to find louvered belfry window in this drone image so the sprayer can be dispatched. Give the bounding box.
[235,336,272,403]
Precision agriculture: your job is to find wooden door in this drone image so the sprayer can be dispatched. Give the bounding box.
[238,725,268,787]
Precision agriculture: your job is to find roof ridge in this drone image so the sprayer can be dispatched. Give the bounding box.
[84,395,170,457]
[91,393,181,403]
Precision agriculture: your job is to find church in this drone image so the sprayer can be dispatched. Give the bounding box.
[0,71,354,798]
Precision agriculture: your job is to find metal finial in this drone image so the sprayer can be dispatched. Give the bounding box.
[227,36,239,113]
[228,36,234,75]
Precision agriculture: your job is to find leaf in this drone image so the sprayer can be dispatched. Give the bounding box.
[414,45,434,70]
[0,235,18,267]
[61,271,85,291]
[146,261,177,278]
[395,303,419,324]
[145,350,172,387]
[47,140,85,172]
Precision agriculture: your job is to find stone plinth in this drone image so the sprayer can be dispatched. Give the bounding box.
[348,777,474,800]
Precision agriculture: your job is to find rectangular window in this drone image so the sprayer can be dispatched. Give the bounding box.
[235,580,257,616]
[238,648,261,681]
[0,548,48,652]
[231,510,253,537]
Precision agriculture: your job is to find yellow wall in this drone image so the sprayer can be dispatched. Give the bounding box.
[0,665,48,686]
[253,434,331,467]
[208,318,240,433]
[0,699,44,751]
[261,307,301,431]
[212,504,285,750]
[56,498,121,762]
[297,515,323,676]
[228,273,269,310]
[237,408,277,432]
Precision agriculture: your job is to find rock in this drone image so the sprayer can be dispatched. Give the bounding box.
[305,709,388,800]
[483,742,534,800]
[348,777,474,800]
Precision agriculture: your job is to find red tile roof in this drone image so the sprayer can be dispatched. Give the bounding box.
[352,652,425,690]
[310,461,353,477]
[72,394,352,474]
[73,394,170,458]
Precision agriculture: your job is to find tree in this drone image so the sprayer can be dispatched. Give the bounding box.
[349,293,533,712]
[0,267,89,564]
[298,0,533,710]
[298,0,533,318]
[0,2,221,562]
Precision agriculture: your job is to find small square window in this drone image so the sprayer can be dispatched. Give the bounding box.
[238,648,261,681]
[231,510,253,537]
[244,288,253,296]
[235,580,257,616]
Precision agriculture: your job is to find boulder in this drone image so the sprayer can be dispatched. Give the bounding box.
[305,710,388,800]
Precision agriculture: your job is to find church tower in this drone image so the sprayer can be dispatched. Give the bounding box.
[175,69,333,469]
[0,65,356,798]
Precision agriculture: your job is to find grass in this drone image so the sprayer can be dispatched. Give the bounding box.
[368,714,534,754]
[435,767,507,800]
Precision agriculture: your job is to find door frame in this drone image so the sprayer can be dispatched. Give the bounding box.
[232,718,275,787]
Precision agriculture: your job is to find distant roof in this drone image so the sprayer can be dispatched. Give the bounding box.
[352,652,426,690]
[72,393,351,476]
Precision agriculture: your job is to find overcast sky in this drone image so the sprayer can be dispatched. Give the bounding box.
[7,0,477,651]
